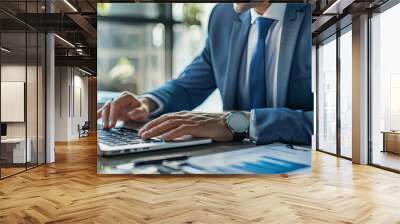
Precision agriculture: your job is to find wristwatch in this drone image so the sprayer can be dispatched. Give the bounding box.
[224,111,250,141]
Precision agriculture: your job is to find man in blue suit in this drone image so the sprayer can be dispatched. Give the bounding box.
[98,3,313,145]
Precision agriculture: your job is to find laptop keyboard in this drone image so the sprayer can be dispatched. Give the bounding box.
[98,127,163,147]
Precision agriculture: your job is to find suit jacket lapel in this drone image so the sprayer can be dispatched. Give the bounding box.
[276,4,305,107]
[222,11,251,110]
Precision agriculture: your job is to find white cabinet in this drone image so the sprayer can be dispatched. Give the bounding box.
[1,138,32,163]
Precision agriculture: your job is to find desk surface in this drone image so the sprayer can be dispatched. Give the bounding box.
[1,138,27,143]
[97,141,311,175]
[381,131,400,134]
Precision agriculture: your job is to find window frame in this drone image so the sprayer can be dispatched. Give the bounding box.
[367,0,400,173]
[0,0,47,180]
[315,22,353,161]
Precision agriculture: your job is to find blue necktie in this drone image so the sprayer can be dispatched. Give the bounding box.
[249,17,275,109]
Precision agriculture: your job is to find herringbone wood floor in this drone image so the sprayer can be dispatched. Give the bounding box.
[1,135,400,224]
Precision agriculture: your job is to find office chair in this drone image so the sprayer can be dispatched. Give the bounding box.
[79,121,90,138]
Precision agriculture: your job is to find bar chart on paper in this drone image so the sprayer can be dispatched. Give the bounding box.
[182,143,311,174]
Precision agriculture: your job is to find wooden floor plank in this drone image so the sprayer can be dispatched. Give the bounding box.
[1,135,400,224]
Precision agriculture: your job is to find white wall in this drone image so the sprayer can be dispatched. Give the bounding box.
[54,67,89,141]
[54,67,69,141]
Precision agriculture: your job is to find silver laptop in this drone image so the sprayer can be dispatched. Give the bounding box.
[98,127,212,156]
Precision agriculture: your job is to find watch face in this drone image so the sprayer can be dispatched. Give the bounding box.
[228,112,249,133]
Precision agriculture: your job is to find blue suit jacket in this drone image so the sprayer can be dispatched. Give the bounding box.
[148,3,313,145]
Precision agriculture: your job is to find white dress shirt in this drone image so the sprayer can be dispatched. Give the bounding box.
[239,3,287,109]
[244,4,287,141]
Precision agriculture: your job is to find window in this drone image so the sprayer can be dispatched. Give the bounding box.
[0,1,46,179]
[317,36,337,154]
[371,2,400,171]
[97,4,166,98]
[98,3,160,19]
[97,21,166,94]
[171,3,222,112]
[316,25,353,159]
[339,28,352,158]
[97,3,222,112]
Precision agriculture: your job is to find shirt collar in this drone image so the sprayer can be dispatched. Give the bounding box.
[250,3,287,24]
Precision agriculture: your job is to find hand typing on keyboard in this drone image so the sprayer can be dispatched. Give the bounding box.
[97,91,158,129]
[138,111,235,142]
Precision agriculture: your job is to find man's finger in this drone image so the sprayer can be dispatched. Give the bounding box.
[162,124,198,141]
[141,119,194,139]
[97,108,102,119]
[101,103,111,128]
[109,94,140,128]
[108,101,120,128]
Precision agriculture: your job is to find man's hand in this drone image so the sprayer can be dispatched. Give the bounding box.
[138,111,234,142]
[97,91,157,129]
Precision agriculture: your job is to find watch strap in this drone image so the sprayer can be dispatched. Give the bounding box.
[233,132,247,142]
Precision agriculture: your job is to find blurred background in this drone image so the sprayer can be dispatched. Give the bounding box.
[97,3,222,112]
